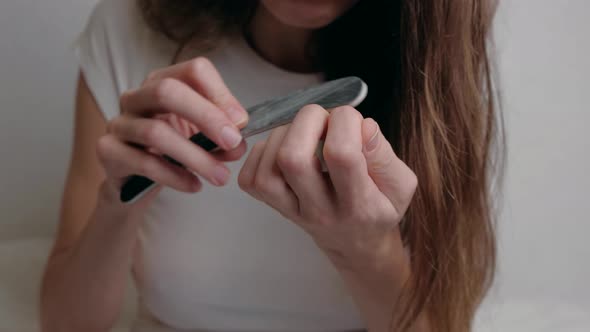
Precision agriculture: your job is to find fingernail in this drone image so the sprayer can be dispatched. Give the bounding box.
[227,106,248,125]
[221,125,243,149]
[365,120,380,152]
[212,165,230,186]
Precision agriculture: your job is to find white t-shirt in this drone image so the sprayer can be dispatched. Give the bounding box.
[75,0,365,331]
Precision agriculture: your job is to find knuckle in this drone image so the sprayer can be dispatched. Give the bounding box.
[144,70,160,84]
[323,143,357,167]
[188,57,212,78]
[95,135,113,162]
[142,120,168,145]
[276,148,306,174]
[331,105,361,119]
[152,78,178,106]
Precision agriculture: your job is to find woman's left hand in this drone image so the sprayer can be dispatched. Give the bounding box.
[238,104,418,271]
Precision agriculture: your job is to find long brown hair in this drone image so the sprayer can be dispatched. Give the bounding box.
[138,0,504,330]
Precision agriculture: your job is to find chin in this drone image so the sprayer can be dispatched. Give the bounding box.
[261,0,359,29]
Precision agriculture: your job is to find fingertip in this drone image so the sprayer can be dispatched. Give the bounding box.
[227,106,249,127]
[362,118,381,152]
[213,139,248,161]
[220,125,244,150]
[235,139,248,155]
[362,118,380,151]
[210,164,231,187]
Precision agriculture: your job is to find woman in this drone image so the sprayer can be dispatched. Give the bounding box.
[40,0,503,331]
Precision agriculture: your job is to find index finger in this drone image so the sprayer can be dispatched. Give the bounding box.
[146,57,248,127]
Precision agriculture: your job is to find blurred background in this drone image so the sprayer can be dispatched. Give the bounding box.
[0,0,588,331]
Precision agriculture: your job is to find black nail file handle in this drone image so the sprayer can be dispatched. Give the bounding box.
[119,133,217,204]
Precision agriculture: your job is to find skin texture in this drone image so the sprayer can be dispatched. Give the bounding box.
[238,105,419,331]
[260,0,359,29]
[250,0,358,72]
[41,1,427,331]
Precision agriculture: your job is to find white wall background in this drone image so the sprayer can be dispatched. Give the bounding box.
[0,0,588,330]
[492,0,589,303]
[0,0,97,239]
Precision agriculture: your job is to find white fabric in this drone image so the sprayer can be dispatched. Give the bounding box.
[0,238,137,332]
[74,0,365,331]
[1,238,589,332]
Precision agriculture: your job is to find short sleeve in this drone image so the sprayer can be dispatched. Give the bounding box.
[73,0,122,121]
[73,0,177,121]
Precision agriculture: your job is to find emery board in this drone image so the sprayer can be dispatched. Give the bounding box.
[120,76,368,204]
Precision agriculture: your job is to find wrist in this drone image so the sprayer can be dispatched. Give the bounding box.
[96,180,143,228]
[335,234,410,297]
[322,228,412,331]
[319,227,410,281]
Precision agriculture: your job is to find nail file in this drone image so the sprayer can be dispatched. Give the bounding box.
[120,76,368,204]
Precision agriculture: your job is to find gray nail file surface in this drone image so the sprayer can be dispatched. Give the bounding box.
[120,76,368,204]
[242,76,367,137]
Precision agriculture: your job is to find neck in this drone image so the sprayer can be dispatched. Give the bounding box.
[247,5,317,73]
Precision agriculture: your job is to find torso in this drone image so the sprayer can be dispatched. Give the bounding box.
[77,1,365,330]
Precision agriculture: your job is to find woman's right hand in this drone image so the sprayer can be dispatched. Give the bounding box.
[96,57,249,206]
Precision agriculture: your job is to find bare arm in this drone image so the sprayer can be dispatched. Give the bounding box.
[334,231,431,332]
[40,73,144,332]
[41,58,249,331]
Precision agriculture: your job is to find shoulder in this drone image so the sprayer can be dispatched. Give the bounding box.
[78,0,176,88]
[83,0,142,45]
[75,0,177,119]
[84,0,149,43]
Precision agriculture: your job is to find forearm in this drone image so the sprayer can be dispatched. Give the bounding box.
[338,265,430,332]
[332,231,431,332]
[41,192,141,332]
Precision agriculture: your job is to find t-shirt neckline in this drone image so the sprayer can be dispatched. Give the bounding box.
[231,31,325,82]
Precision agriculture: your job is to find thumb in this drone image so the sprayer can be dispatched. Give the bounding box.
[361,118,417,215]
